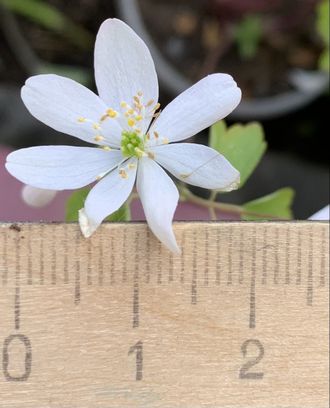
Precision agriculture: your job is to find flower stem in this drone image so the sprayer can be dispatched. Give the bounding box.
[179,186,286,220]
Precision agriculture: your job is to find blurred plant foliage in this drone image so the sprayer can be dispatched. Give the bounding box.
[0,0,93,50]
[316,0,329,71]
[233,14,263,60]
[0,0,93,83]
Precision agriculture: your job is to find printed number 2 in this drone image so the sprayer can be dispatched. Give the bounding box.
[239,339,264,380]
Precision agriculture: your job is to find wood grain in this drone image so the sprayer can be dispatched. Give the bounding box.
[0,222,328,407]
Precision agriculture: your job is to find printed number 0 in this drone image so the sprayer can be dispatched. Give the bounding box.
[239,339,264,380]
[2,334,32,382]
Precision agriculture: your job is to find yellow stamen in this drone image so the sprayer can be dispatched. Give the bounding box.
[153,103,161,112]
[94,135,104,142]
[93,123,101,130]
[162,137,169,144]
[127,109,134,115]
[128,118,136,127]
[137,91,143,97]
[119,169,128,179]
[77,117,86,123]
[120,101,127,108]
[135,115,143,121]
[146,99,154,107]
[154,131,159,139]
[102,146,112,151]
[107,109,118,118]
[128,163,137,169]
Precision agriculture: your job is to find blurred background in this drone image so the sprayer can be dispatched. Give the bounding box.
[0,0,329,221]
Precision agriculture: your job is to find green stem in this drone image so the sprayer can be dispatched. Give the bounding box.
[179,186,286,220]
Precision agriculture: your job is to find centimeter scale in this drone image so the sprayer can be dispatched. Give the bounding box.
[0,222,328,408]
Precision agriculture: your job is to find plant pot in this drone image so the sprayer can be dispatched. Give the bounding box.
[116,0,329,120]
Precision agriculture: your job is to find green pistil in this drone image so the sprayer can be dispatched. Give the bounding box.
[121,131,145,158]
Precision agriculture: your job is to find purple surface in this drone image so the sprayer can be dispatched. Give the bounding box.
[1,146,238,222]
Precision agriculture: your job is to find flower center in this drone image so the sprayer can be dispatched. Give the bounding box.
[121,131,145,158]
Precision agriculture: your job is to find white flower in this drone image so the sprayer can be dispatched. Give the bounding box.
[6,18,241,253]
[21,185,57,208]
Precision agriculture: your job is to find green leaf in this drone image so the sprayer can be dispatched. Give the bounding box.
[316,0,329,71]
[319,49,330,72]
[317,0,329,45]
[234,14,263,60]
[209,121,267,188]
[0,0,93,50]
[65,188,131,223]
[242,188,295,220]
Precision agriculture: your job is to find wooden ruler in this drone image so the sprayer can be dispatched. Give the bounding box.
[0,222,328,408]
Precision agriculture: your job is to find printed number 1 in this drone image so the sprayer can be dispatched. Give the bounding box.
[128,341,143,381]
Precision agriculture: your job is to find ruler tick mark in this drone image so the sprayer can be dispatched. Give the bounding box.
[191,231,197,305]
[27,225,32,285]
[145,229,151,284]
[261,228,267,285]
[180,231,185,284]
[74,240,80,305]
[133,232,140,328]
[274,227,279,285]
[15,236,21,330]
[157,242,162,285]
[227,227,233,285]
[168,254,174,282]
[39,226,44,285]
[87,239,92,286]
[307,228,314,306]
[2,231,8,286]
[319,227,326,287]
[216,228,221,285]
[64,225,69,284]
[204,228,209,286]
[285,228,290,284]
[122,229,128,282]
[238,231,244,284]
[249,228,257,329]
[296,229,302,285]
[98,233,104,286]
[51,228,56,285]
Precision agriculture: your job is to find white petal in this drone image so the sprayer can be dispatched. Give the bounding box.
[153,143,240,191]
[21,74,122,146]
[149,74,241,143]
[137,157,180,253]
[22,185,57,208]
[79,208,99,238]
[82,157,137,235]
[6,146,123,190]
[94,19,158,113]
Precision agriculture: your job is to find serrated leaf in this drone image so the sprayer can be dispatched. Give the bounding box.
[242,188,295,220]
[209,121,267,188]
[65,188,131,223]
